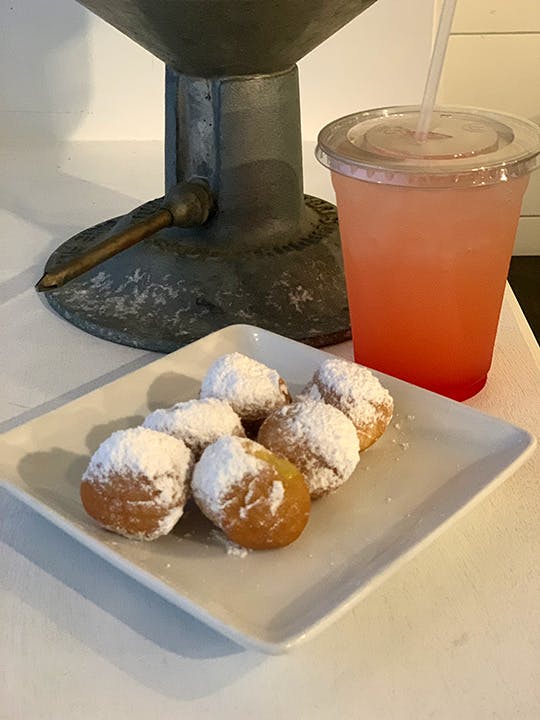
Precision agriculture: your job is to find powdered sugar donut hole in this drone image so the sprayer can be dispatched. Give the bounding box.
[199,352,291,435]
[257,399,360,499]
[80,427,191,541]
[142,398,245,459]
[192,436,310,550]
[301,357,393,451]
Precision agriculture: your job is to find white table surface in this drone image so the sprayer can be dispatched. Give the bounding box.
[1,141,539,720]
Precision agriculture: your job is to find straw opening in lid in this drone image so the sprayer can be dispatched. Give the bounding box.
[316,106,540,188]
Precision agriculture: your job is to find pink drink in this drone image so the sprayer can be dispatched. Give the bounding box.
[332,172,529,399]
[317,107,540,400]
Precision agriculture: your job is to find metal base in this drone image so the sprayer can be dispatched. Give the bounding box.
[44,195,351,352]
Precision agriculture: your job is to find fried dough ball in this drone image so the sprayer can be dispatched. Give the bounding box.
[300,357,393,451]
[199,352,291,435]
[142,398,245,460]
[258,399,360,499]
[191,436,310,550]
[80,427,191,540]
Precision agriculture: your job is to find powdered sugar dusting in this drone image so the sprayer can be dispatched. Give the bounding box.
[122,504,185,541]
[303,357,393,426]
[239,478,266,519]
[200,352,289,419]
[192,436,265,521]
[268,400,360,493]
[268,480,285,516]
[83,427,191,506]
[227,543,249,558]
[209,529,249,558]
[143,398,244,454]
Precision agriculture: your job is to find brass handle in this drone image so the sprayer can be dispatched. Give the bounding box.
[36,182,213,292]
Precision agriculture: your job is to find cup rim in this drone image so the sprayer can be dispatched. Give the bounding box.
[316,104,540,188]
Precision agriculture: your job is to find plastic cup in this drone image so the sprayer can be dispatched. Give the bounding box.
[317,106,540,400]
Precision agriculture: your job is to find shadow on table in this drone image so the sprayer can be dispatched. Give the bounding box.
[0,151,151,309]
[0,1,155,305]
[0,354,157,434]
[85,415,146,451]
[1,488,264,699]
[146,371,200,411]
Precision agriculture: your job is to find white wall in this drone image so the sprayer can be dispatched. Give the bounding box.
[438,0,540,254]
[5,1,535,253]
[0,0,164,142]
[299,0,435,140]
[0,0,435,143]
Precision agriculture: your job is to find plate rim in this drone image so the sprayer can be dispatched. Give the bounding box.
[1,323,537,653]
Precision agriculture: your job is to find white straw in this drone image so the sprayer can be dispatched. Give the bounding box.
[415,0,458,142]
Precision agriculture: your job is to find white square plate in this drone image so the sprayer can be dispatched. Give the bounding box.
[0,325,535,653]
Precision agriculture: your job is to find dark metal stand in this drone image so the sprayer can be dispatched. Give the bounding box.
[43,66,351,351]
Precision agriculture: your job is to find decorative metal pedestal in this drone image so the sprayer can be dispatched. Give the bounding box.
[44,66,351,350]
[45,195,349,351]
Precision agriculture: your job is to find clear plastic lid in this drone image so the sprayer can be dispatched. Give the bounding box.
[316,106,540,187]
